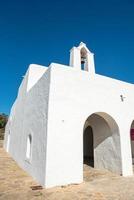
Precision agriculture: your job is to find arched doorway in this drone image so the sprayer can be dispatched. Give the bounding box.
[83,112,122,174]
[130,121,134,164]
[83,126,94,167]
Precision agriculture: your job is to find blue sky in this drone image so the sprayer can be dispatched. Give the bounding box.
[0,0,134,114]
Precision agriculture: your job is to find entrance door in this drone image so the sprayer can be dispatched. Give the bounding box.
[83,126,94,167]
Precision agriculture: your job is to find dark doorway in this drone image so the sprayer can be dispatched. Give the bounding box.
[83,126,94,167]
[130,121,134,165]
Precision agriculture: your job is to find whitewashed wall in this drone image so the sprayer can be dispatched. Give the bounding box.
[4,64,50,186]
[45,64,134,187]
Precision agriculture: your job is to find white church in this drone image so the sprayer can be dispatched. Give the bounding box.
[4,42,134,188]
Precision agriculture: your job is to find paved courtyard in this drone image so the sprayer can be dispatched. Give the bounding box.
[1,140,134,200]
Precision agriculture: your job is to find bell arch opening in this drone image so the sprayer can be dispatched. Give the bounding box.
[80,47,88,71]
[83,112,122,174]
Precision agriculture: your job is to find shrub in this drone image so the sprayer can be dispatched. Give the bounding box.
[0,113,8,140]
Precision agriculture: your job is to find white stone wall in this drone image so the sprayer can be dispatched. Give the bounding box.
[45,63,134,187]
[4,64,51,186]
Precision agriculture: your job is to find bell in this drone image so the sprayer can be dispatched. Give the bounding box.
[81,56,86,64]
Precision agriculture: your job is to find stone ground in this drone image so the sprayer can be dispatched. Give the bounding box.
[1,140,134,200]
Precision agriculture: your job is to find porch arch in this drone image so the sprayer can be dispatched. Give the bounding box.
[83,112,122,174]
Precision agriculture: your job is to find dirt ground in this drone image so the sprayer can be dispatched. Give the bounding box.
[1,140,134,200]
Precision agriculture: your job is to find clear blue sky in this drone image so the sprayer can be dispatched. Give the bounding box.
[0,0,134,114]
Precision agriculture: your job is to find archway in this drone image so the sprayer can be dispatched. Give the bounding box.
[80,47,88,71]
[130,121,134,164]
[83,112,122,174]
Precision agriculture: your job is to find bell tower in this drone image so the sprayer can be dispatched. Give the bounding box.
[69,42,95,76]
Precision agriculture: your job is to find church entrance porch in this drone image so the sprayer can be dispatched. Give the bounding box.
[83,112,122,175]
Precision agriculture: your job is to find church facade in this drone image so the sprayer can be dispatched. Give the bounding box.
[4,42,134,188]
